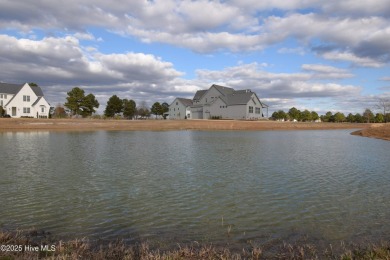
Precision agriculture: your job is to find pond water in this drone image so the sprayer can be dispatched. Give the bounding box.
[0,130,389,247]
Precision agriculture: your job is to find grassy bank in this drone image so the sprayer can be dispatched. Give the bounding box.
[351,123,390,141]
[0,118,371,132]
[1,230,389,259]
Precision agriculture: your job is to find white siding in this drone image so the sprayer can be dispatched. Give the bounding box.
[5,84,37,118]
[0,94,13,108]
[199,86,223,105]
[246,95,263,120]
[169,98,189,119]
[32,97,51,118]
[4,83,50,118]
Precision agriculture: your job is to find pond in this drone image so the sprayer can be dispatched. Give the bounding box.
[0,130,389,247]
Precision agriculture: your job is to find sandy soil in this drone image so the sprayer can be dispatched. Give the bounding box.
[351,123,390,141]
[0,118,372,132]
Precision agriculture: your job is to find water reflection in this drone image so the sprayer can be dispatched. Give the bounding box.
[0,130,389,246]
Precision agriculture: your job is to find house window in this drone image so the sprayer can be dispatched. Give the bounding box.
[255,107,261,114]
[0,100,3,106]
[23,95,30,102]
[4,95,6,99]
[176,102,178,105]
[41,107,45,113]
[249,106,253,113]
[0,94,3,98]
[23,107,31,113]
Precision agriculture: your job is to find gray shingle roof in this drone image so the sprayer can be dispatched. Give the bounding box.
[31,86,44,96]
[190,84,266,108]
[32,96,42,106]
[225,91,253,105]
[0,83,23,94]
[193,90,207,101]
[212,84,235,96]
[177,98,193,107]
[0,83,44,96]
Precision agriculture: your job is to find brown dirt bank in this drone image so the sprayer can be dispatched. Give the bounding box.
[351,123,390,141]
[0,118,371,132]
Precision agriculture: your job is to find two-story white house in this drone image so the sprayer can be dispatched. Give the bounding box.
[0,83,51,118]
[171,84,267,120]
[168,98,193,119]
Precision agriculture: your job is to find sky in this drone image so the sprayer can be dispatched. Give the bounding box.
[0,0,389,115]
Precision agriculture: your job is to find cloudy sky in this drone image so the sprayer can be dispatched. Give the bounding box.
[1,0,389,115]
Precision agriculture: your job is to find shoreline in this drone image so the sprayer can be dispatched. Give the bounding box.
[350,123,390,141]
[2,118,389,141]
[0,229,389,259]
[0,118,371,132]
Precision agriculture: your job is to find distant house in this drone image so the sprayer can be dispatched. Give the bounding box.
[0,83,51,118]
[170,84,268,120]
[168,98,193,119]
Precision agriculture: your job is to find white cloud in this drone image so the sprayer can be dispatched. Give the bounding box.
[301,64,354,79]
[196,63,360,99]
[0,34,188,107]
[322,51,386,68]
[1,1,390,65]
[73,32,96,41]
[322,0,390,17]
[278,47,305,55]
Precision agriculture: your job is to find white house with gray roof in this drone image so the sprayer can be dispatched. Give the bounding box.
[0,83,50,118]
[168,97,193,119]
[170,84,268,120]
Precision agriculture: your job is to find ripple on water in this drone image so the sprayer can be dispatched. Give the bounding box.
[1,130,389,246]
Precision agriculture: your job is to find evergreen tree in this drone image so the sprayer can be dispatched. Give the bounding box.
[333,112,345,123]
[363,108,374,123]
[288,107,301,121]
[123,99,136,119]
[161,102,169,118]
[346,113,355,123]
[64,87,99,117]
[64,87,86,116]
[311,111,319,121]
[300,110,312,122]
[104,95,123,117]
[151,102,162,119]
[82,93,99,117]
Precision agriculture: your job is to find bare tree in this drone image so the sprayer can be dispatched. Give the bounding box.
[375,98,390,122]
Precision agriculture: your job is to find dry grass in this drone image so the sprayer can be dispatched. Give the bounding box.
[0,118,371,132]
[1,229,389,259]
[351,123,390,141]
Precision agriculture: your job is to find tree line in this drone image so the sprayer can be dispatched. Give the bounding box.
[272,106,390,123]
[56,87,169,119]
[272,107,320,122]
[104,94,169,119]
